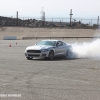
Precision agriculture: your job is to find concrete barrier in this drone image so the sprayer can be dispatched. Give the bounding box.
[3,36,17,40]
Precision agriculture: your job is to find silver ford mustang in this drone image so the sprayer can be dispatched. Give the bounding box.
[25,40,72,60]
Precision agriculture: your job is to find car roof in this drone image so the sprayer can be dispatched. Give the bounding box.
[42,40,59,42]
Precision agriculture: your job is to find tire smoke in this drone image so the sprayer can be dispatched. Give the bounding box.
[71,39,100,58]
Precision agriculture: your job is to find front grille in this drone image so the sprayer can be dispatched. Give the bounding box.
[42,54,46,57]
[28,54,40,57]
[27,50,41,53]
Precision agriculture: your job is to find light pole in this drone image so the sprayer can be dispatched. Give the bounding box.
[69,9,73,27]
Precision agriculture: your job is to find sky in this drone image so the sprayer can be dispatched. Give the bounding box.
[0,0,100,19]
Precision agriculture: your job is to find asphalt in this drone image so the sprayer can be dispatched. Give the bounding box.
[0,39,100,100]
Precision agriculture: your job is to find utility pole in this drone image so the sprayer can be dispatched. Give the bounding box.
[16,11,18,26]
[41,7,45,27]
[97,16,99,26]
[43,12,45,27]
[69,9,73,27]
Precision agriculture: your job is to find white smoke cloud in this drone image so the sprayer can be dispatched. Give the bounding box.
[71,39,100,58]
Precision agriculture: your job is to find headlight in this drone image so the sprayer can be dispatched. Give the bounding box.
[41,49,49,52]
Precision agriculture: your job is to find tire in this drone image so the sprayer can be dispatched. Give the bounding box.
[48,50,54,60]
[26,57,33,60]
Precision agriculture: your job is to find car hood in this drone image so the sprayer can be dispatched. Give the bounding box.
[26,45,54,50]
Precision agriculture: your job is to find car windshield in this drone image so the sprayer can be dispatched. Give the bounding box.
[37,41,56,46]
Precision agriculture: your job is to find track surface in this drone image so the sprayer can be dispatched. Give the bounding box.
[0,39,100,100]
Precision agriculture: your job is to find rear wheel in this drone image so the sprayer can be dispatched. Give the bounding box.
[48,50,54,60]
[26,57,33,60]
[66,49,73,59]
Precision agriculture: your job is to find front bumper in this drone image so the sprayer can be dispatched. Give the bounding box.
[25,52,49,58]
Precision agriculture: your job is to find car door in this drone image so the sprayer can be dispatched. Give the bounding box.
[55,41,65,55]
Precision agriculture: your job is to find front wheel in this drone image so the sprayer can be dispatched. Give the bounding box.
[48,50,54,60]
[26,57,33,60]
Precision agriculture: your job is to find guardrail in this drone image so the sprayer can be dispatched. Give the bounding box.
[22,37,100,40]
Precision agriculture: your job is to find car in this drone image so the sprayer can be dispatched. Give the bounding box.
[25,40,72,60]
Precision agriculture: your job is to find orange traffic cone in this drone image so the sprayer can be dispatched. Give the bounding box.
[9,44,11,47]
